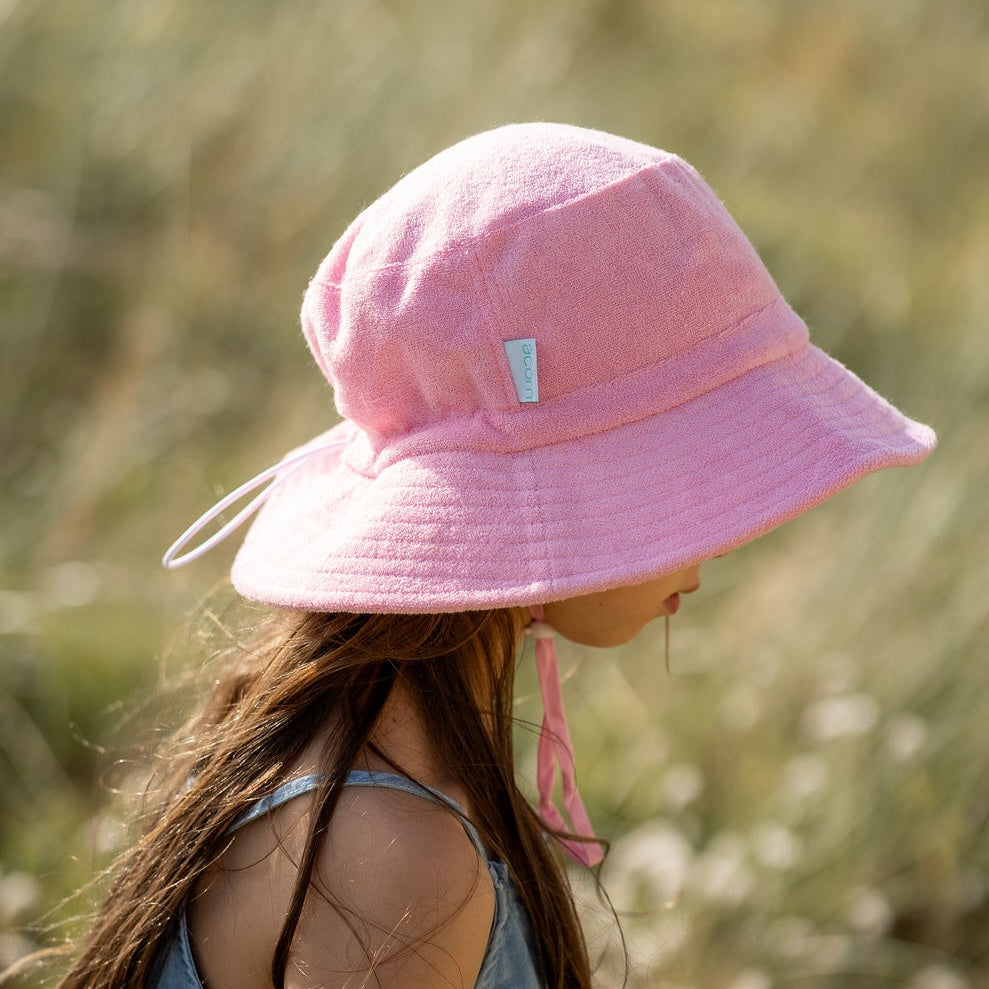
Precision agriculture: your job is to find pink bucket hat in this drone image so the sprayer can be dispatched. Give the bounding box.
[167,122,935,611]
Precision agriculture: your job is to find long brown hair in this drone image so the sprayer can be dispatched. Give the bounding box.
[53,607,593,988]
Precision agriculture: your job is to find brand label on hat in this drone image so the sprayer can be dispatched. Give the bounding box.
[504,338,539,403]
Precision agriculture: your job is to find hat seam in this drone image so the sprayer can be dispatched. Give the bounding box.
[469,232,525,410]
[525,446,553,592]
[335,296,804,481]
[349,356,866,518]
[309,159,687,284]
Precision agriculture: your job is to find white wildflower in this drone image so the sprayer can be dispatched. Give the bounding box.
[687,832,753,906]
[0,591,36,635]
[45,561,101,607]
[83,811,129,856]
[720,682,762,730]
[0,870,41,924]
[623,910,688,971]
[907,965,970,989]
[606,820,693,906]
[846,885,893,935]
[751,822,802,871]
[884,712,928,762]
[728,969,772,989]
[662,763,704,810]
[803,693,879,742]
[780,753,829,805]
[0,931,35,969]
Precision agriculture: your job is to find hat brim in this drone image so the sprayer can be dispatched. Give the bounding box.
[231,341,935,614]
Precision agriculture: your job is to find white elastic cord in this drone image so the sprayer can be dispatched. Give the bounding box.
[162,439,348,569]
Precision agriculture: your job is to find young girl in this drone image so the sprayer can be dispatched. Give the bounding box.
[55,123,934,989]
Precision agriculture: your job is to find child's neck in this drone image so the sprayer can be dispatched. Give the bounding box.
[288,676,473,811]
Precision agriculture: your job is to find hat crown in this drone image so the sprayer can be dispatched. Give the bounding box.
[301,123,798,452]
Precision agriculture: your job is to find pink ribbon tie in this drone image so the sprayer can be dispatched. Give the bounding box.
[527,605,604,867]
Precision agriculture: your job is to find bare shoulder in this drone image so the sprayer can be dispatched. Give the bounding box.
[287,785,496,989]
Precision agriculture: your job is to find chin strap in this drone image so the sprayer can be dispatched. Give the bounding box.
[527,605,604,867]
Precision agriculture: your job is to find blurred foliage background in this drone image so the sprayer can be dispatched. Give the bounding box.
[1,0,987,985]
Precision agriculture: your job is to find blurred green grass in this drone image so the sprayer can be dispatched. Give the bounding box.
[1,0,987,985]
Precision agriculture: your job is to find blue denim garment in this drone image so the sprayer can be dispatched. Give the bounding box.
[150,771,544,988]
